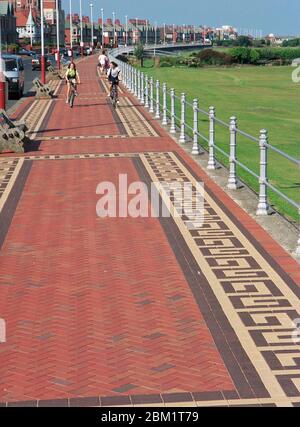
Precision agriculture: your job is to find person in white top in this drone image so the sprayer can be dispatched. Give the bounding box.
[107,62,121,101]
[98,49,109,75]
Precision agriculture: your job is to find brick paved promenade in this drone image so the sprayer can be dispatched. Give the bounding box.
[0,56,299,407]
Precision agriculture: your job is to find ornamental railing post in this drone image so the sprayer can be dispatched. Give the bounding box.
[137,70,141,100]
[227,116,238,190]
[134,69,138,97]
[170,88,176,134]
[207,106,217,170]
[192,99,202,155]
[149,77,154,113]
[124,64,128,87]
[140,72,145,104]
[155,80,160,119]
[130,67,134,93]
[162,83,168,126]
[179,93,186,143]
[256,129,270,216]
[145,75,149,108]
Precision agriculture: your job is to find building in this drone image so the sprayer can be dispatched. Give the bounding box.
[0,1,17,44]
[15,6,39,43]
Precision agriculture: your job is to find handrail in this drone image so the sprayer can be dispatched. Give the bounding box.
[111,54,300,254]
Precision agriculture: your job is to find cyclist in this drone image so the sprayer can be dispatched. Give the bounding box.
[65,62,80,104]
[98,49,109,75]
[107,61,121,102]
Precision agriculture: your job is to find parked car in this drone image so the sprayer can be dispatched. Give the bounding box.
[1,54,25,99]
[31,55,52,71]
[18,48,34,56]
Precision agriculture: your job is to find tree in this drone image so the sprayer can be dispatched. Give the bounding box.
[237,36,253,47]
[134,43,145,67]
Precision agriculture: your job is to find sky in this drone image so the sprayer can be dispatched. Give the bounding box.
[62,0,299,36]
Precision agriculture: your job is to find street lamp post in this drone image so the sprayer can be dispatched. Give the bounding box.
[56,0,60,69]
[125,15,128,46]
[101,8,104,48]
[90,3,94,50]
[80,0,83,56]
[112,11,116,47]
[163,22,166,44]
[146,19,148,45]
[154,21,157,57]
[0,15,6,109]
[40,0,46,84]
[69,0,73,50]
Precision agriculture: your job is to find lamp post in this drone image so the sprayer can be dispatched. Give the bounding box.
[69,0,73,52]
[146,19,148,45]
[40,0,46,84]
[163,22,166,44]
[90,3,94,50]
[0,14,5,109]
[125,15,128,46]
[79,0,83,56]
[136,17,138,45]
[154,21,157,56]
[173,23,175,44]
[55,0,60,69]
[101,8,104,48]
[112,11,116,47]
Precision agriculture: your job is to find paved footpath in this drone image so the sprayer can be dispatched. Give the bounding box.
[0,56,300,407]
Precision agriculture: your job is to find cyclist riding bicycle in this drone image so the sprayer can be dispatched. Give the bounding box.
[65,62,80,104]
[107,62,121,102]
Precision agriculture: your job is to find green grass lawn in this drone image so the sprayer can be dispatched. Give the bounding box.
[137,62,300,222]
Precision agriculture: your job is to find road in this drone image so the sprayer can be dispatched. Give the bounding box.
[7,56,56,111]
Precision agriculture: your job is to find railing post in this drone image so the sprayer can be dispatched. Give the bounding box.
[155,80,160,119]
[170,88,176,134]
[179,93,186,143]
[192,99,202,155]
[256,129,270,216]
[207,106,217,170]
[140,72,144,104]
[124,64,127,87]
[149,77,154,113]
[227,116,238,190]
[137,70,141,100]
[145,75,149,108]
[162,83,168,126]
[134,69,138,97]
[130,67,134,93]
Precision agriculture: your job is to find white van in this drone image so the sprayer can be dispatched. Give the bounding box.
[1,54,25,99]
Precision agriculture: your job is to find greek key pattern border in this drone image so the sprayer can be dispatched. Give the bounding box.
[141,151,300,405]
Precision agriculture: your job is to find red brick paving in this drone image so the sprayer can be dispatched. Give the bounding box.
[0,55,299,404]
[0,158,233,401]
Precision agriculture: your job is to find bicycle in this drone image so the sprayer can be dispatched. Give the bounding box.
[68,79,77,108]
[110,82,118,109]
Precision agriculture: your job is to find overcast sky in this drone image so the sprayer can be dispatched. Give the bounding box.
[62,0,299,35]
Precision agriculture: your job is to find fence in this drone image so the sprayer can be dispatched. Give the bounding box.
[110,54,300,255]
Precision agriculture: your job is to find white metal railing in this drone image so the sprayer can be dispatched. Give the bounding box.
[111,56,300,255]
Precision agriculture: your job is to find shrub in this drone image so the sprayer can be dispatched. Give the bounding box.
[229,47,252,64]
[196,49,233,66]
